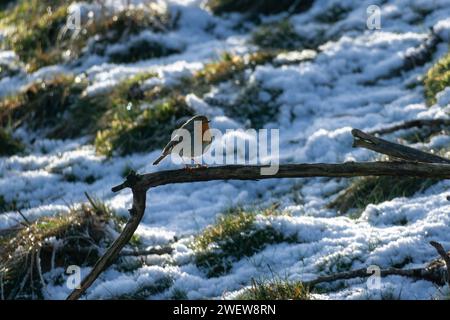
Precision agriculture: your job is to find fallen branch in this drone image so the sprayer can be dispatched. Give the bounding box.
[352,129,450,164]
[305,266,446,288]
[305,241,450,289]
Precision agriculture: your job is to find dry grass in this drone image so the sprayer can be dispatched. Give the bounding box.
[0,196,116,299]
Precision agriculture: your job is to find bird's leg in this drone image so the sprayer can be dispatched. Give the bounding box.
[182,158,194,171]
[192,158,208,168]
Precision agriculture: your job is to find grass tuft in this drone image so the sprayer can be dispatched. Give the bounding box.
[0,74,86,137]
[424,50,450,106]
[328,176,437,216]
[195,52,274,87]
[0,197,116,299]
[237,277,310,300]
[0,1,176,71]
[192,207,295,277]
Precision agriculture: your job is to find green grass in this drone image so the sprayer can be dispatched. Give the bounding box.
[0,0,72,72]
[237,277,310,300]
[0,74,86,137]
[0,1,176,71]
[328,176,437,216]
[424,50,450,106]
[0,127,24,156]
[0,197,117,299]
[194,52,275,87]
[192,207,295,277]
[206,0,313,15]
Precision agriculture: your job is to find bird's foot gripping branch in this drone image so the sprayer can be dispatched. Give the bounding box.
[67,129,450,300]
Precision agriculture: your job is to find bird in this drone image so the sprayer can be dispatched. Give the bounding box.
[153,115,213,167]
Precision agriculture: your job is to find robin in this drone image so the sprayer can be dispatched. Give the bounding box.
[153,115,213,167]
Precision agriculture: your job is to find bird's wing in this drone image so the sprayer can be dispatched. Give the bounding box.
[162,135,183,154]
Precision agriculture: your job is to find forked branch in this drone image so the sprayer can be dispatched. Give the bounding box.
[67,129,450,299]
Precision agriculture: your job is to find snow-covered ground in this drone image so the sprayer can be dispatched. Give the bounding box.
[1,0,450,299]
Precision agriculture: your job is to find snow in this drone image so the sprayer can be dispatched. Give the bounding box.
[1,0,450,300]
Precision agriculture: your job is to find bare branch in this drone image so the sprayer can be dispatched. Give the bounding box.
[304,266,447,289]
[352,129,450,164]
[67,181,147,300]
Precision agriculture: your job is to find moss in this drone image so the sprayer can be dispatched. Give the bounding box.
[0,198,116,299]
[424,50,450,105]
[192,207,295,277]
[328,176,437,216]
[252,20,302,50]
[206,0,313,15]
[237,277,310,300]
[0,127,24,156]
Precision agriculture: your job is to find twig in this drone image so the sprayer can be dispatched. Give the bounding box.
[369,119,450,136]
[304,266,446,289]
[84,192,98,211]
[429,241,450,286]
[120,246,173,257]
[16,209,31,226]
[352,129,450,164]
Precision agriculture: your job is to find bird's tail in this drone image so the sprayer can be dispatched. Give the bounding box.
[153,154,166,165]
